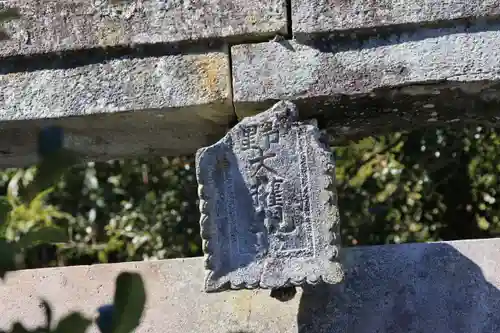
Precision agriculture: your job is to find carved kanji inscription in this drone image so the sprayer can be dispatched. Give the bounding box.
[196,101,344,292]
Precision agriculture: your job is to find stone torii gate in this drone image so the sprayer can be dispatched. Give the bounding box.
[1,0,500,332]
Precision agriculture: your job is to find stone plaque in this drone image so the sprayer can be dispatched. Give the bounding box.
[196,101,344,292]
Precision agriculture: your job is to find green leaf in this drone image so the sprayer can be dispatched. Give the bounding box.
[6,171,23,205]
[53,312,92,333]
[0,239,17,278]
[111,272,146,333]
[22,149,81,203]
[28,188,54,212]
[40,299,52,331]
[98,250,108,263]
[15,227,68,249]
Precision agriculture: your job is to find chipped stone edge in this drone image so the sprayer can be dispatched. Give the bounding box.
[195,101,344,292]
[305,118,344,284]
[196,139,224,292]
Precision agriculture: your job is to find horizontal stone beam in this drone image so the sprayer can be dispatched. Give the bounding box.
[2,1,500,166]
[0,0,287,56]
[1,238,500,333]
[232,24,500,142]
[0,49,233,168]
[292,0,500,36]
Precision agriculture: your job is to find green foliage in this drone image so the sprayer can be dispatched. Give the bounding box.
[335,125,500,245]
[22,149,82,204]
[0,124,499,332]
[1,126,499,265]
[0,167,147,333]
[0,169,72,272]
[44,157,200,266]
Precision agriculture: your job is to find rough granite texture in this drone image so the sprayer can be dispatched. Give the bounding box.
[1,52,230,120]
[196,101,343,292]
[0,0,287,56]
[3,8,500,166]
[231,24,500,141]
[232,24,500,104]
[0,51,234,166]
[292,0,500,35]
[1,238,500,332]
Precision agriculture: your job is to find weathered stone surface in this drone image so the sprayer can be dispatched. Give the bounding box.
[299,238,500,332]
[0,258,301,333]
[231,25,500,141]
[0,0,287,57]
[196,101,343,292]
[0,51,233,168]
[232,24,500,104]
[292,0,500,35]
[1,238,500,333]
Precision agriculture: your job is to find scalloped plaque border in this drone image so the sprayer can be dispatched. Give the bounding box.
[195,101,344,292]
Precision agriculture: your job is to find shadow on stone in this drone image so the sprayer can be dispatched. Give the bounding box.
[297,242,500,332]
[298,21,500,53]
[205,147,258,282]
